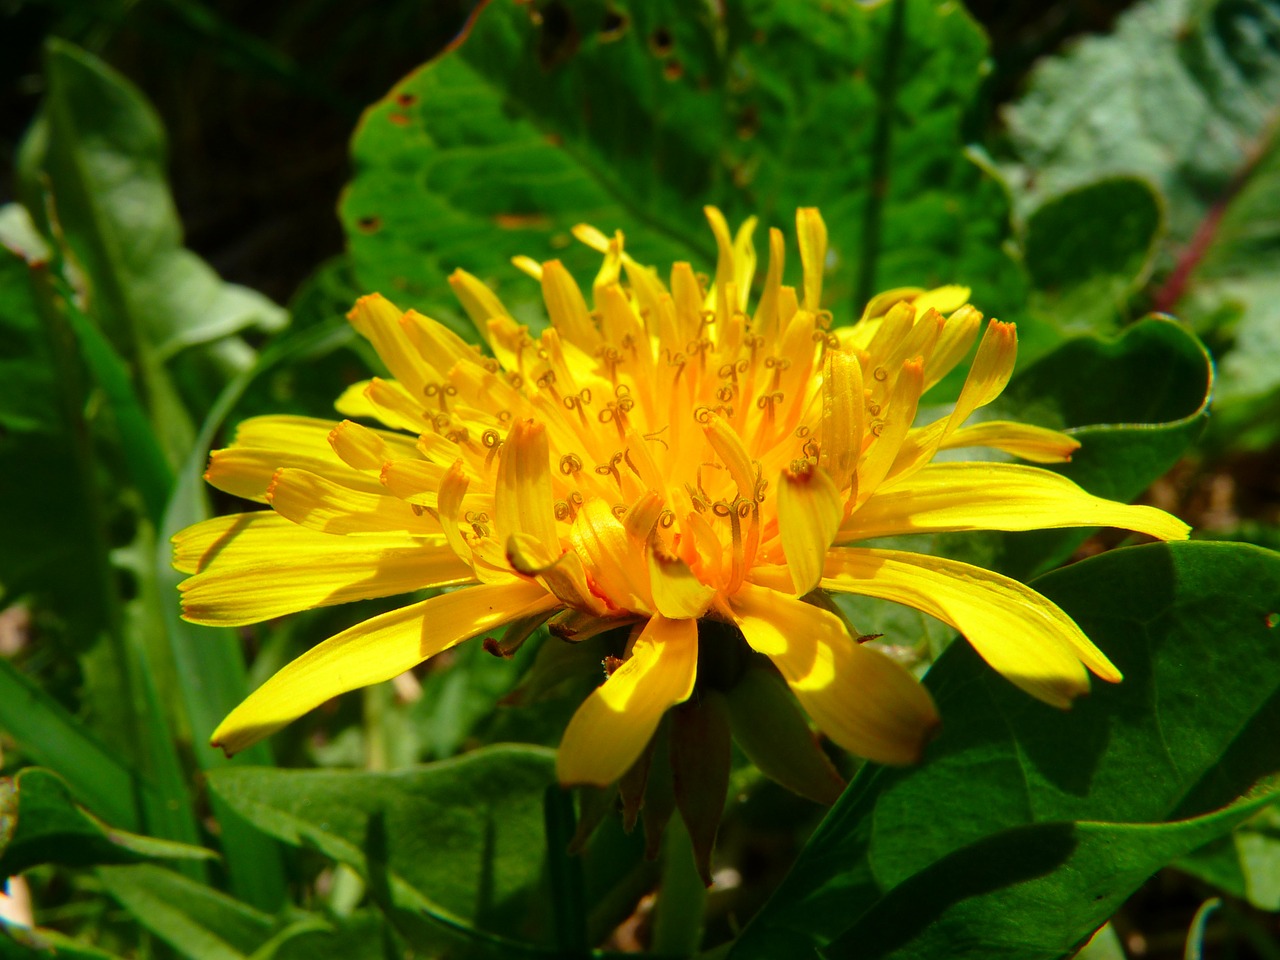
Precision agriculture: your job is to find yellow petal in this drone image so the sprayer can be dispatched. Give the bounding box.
[511,254,542,281]
[940,420,1080,463]
[924,304,983,390]
[704,206,737,305]
[206,448,385,503]
[334,379,379,420]
[449,265,511,316]
[777,463,843,596]
[212,579,556,754]
[730,582,938,765]
[704,413,757,501]
[569,499,652,613]
[856,357,925,504]
[230,415,343,453]
[752,226,785,338]
[327,419,422,472]
[796,207,828,311]
[541,260,601,349]
[860,286,922,323]
[347,294,431,394]
[379,458,446,507]
[842,462,1190,542]
[822,547,1118,707]
[361,377,435,433]
[950,318,1018,427]
[205,415,383,502]
[494,419,558,551]
[731,215,758,313]
[507,532,610,616]
[172,511,289,574]
[556,616,698,786]
[267,467,440,536]
[820,350,864,493]
[912,285,971,317]
[399,309,478,377]
[180,529,474,627]
[648,541,716,620]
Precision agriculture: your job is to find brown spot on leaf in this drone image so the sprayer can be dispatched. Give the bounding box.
[599,8,628,42]
[388,111,410,126]
[538,0,580,70]
[395,91,417,107]
[662,59,684,81]
[356,215,382,234]
[650,25,674,56]
[493,212,552,230]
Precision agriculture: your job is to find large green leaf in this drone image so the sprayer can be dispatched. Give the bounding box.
[1005,0,1280,247]
[1022,177,1164,335]
[0,767,214,877]
[731,541,1280,958]
[1004,0,1280,442]
[820,788,1280,960]
[207,746,560,950]
[342,0,1025,332]
[20,39,285,462]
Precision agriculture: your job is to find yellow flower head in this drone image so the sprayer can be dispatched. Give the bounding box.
[175,207,1189,788]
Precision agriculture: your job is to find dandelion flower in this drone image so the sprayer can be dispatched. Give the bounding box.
[175,207,1189,792]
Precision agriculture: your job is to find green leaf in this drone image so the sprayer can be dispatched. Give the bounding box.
[963,316,1212,579]
[1177,804,1280,911]
[96,864,328,960]
[820,790,1279,960]
[1004,0,1280,443]
[1023,177,1164,335]
[342,0,1025,333]
[22,39,285,462]
[207,746,560,950]
[1006,0,1280,248]
[0,767,214,877]
[1073,924,1126,960]
[732,541,1280,958]
[0,234,114,646]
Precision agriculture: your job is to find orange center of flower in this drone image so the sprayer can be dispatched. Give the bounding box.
[339,208,986,620]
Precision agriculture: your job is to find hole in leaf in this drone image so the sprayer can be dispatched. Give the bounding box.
[395,91,417,107]
[538,0,579,69]
[650,25,674,57]
[600,8,628,41]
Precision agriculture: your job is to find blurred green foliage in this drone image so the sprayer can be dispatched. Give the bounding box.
[1,0,1279,958]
